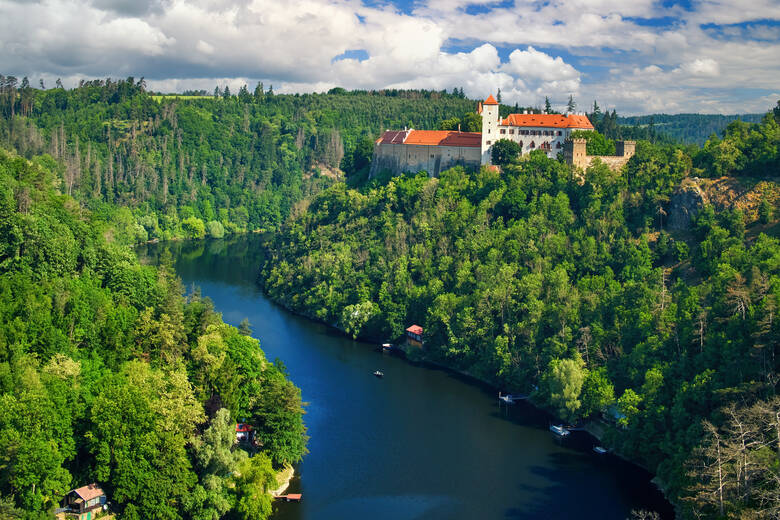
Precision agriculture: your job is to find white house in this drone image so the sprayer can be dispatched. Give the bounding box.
[479,94,594,164]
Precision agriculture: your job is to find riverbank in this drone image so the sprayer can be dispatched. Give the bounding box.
[259,293,675,514]
[141,236,677,519]
[270,464,295,497]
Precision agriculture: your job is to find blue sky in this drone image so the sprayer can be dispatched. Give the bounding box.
[1,0,778,114]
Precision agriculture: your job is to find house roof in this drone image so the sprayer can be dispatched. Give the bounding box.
[376,130,481,148]
[236,423,252,433]
[375,130,409,145]
[483,94,498,105]
[501,113,594,129]
[406,325,423,335]
[72,484,104,502]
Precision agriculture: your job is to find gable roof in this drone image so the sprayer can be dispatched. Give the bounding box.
[501,113,594,129]
[72,484,104,502]
[376,130,481,148]
[406,325,423,335]
[483,94,498,105]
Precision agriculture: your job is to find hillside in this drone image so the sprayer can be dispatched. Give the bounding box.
[0,148,307,520]
[618,113,765,145]
[0,81,476,242]
[261,108,780,519]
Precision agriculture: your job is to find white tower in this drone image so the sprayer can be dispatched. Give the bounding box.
[480,94,500,165]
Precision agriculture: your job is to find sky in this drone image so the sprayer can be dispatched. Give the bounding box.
[1,0,779,115]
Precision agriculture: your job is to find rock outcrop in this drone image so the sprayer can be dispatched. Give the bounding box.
[668,178,708,230]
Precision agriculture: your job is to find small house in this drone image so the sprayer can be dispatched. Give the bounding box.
[55,483,106,520]
[236,423,256,444]
[405,325,423,348]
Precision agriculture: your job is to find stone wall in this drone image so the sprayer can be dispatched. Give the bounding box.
[370,143,481,178]
[563,138,636,171]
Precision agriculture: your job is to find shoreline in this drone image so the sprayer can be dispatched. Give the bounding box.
[258,295,675,512]
[269,464,295,497]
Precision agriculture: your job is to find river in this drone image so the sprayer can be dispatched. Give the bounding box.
[138,237,674,520]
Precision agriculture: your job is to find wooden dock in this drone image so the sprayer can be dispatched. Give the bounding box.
[275,494,302,502]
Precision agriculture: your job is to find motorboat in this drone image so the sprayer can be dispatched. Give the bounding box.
[373,370,384,378]
[549,424,570,437]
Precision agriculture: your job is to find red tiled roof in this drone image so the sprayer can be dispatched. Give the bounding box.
[376,129,481,147]
[236,423,252,432]
[501,113,594,129]
[406,325,423,335]
[72,484,104,502]
[483,95,498,105]
[375,130,409,145]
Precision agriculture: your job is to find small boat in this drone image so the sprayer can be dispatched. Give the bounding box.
[549,424,570,437]
[373,370,384,378]
[498,392,515,404]
[381,343,393,351]
[593,446,608,454]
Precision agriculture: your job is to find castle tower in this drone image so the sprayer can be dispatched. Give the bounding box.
[563,138,588,169]
[615,140,636,159]
[480,94,499,165]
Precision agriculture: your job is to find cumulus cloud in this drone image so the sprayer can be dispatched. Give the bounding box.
[0,0,778,114]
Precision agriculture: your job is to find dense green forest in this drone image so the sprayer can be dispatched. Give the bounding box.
[0,148,307,520]
[2,76,780,518]
[0,77,475,241]
[618,113,766,146]
[262,106,780,518]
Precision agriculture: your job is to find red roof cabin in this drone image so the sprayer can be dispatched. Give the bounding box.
[236,422,256,445]
[55,483,107,520]
[405,325,424,348]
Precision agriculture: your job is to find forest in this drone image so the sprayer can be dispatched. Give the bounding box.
[261,105,780,518]
[0,147,307,520]
[1,76,779,519]
[618,113,766,146]
[0,77,477,242]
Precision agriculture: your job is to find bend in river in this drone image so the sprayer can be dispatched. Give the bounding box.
[138,237,674,520]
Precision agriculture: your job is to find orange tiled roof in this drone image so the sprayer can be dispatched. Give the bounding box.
[72,484,104,502]
[406,325,423,335]
[483,94,498,105]
[377,130,481,147]
[501,113,594,129]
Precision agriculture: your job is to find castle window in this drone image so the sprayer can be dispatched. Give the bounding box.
[557,131,562,136]
[556,142,562,148]
[530,141,535,148]
[500,129,506,134]
[486,140,491,145]
[509,129,514,134]
[519,141,523,148]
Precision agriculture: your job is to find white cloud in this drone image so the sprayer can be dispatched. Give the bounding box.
[678,58,720,77]
[0,0,778,114]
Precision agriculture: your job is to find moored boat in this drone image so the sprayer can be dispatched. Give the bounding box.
[549,424,570,437]
[373,370,384,377]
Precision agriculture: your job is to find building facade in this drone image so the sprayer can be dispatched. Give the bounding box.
[370,129,482,178]
[479,94,595,163]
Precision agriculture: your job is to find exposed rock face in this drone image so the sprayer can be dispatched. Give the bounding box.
[668,179,708,230]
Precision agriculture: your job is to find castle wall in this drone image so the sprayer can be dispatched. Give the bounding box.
[563,139,636,172]
[370,142,481,178]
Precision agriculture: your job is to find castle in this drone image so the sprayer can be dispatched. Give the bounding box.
[370,94,635,177]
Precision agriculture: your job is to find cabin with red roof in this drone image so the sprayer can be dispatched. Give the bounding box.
[55,483,107,520]
[236,422,256,445]
[405,324,424,348]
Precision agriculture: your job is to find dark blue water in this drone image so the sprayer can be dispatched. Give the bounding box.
[138,237,674,520]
